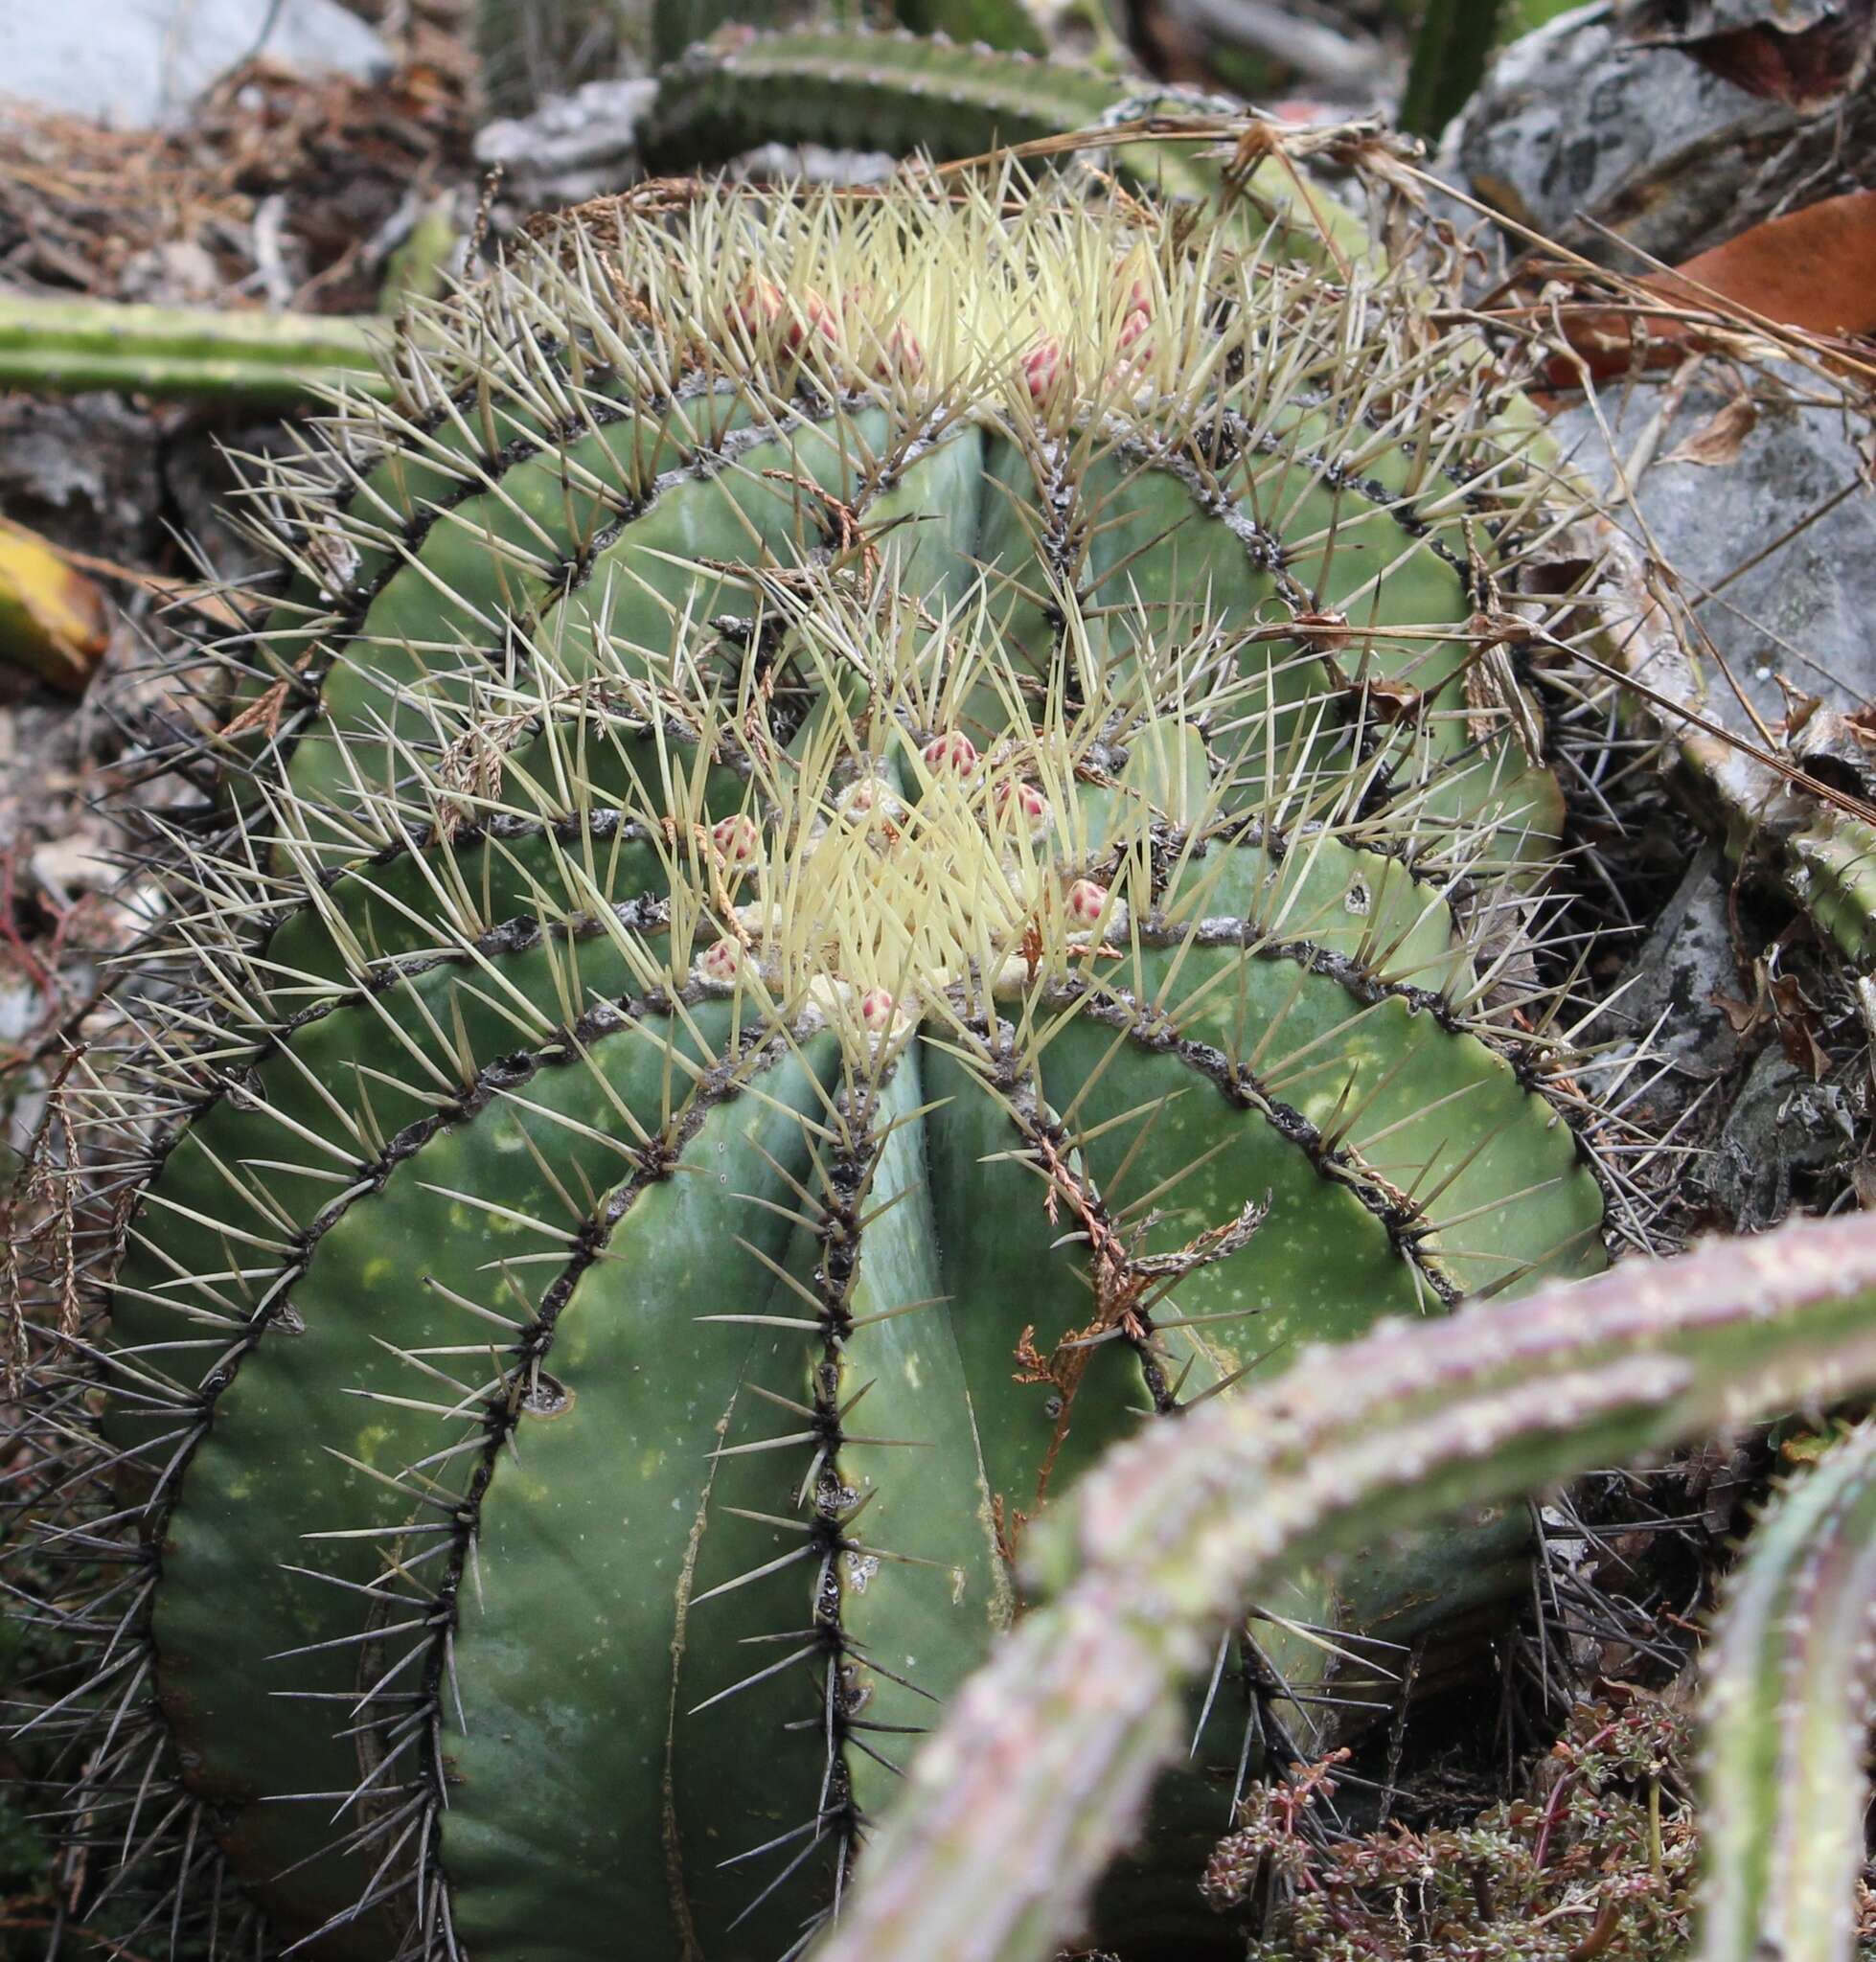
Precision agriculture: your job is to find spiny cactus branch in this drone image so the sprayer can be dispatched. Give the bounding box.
[642,31,1131,175]
[820,1214,1876,1962]
[0,294,389,405]
[641,28,1372,262]
[1699,1419,1876,1962]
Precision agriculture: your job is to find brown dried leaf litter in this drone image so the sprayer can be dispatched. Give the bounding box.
[0,54,470,313]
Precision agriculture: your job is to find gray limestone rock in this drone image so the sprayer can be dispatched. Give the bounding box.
[0,0,388,130]
[475,77,661,205]
[1438,1,1875,268]
[1604,844,1743,1138]
[1548,367,1876,741]
[1700,1043,1863,1226]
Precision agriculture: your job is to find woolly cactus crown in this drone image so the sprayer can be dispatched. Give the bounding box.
[46,171,1618,1962]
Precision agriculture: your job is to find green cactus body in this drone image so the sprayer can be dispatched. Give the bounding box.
[83,174,1609,1958]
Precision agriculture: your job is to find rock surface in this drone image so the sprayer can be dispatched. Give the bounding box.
[1701,1044,1863,1227]
[475,77,661,205]
[1439,1,1876,268]
[473,77,898,207]
[1548,363,1876,742]
[0,0,388,129]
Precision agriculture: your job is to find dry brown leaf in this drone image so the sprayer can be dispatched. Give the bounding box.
[1710,989,1763,1038]
[1712,959,1832,1079]
[1624,0,1873,115]
[0,516,110,695]
[1658,187,1876,340]
[50,541,250,631]
[1766,970,1832,1080]
[1661,395,1760,467]
[1550,186,1876,381]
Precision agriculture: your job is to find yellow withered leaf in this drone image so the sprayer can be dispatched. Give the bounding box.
[0,514,110,694]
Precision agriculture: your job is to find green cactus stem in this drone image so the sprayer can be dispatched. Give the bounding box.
[640,28,1343,237]
[819,1211,1876,1962]
[0,294,388,406]
[641,30,1129,171]
[1397,0,1510,142]
[1698,1420,1876,1962]
[20,167,1631,1961]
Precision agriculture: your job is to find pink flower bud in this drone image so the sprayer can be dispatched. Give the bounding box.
[874,318,924,380]
[1022,335,1063,401]
[698,937,743,985]
[994,779,1051,826]
[786,289,838,353]
[732,276,785,337]
[731,279,835,352]
[859,988,897,1031]
[922,731,978,776]
[711,814,761,865]
[1066,878,1110,925]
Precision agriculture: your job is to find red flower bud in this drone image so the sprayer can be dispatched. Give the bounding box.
[711,814,761,865]
[922,731,979,776]
[1066,878,1110,924]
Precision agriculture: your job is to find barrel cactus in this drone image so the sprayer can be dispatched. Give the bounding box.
[34,168,1619,1961]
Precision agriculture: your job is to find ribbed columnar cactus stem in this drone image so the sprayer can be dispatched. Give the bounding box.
[641,30,1338,242]
[0,294,387,404]
[1699,1420,1876,1962]
[642,31,1134,171]
[15,164,1633,1962]
[820,1215,1876,1962]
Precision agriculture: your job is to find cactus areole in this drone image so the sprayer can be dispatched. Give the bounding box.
[86,172,1613,1959]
